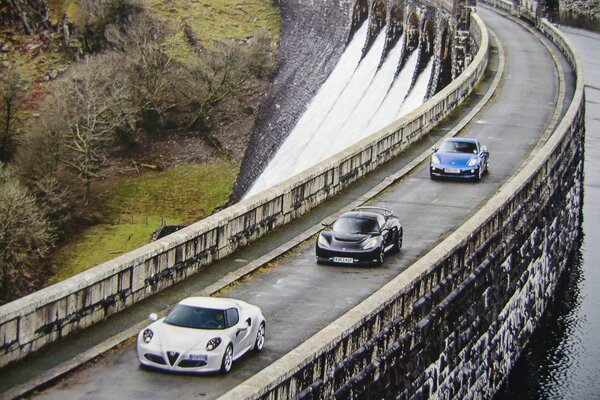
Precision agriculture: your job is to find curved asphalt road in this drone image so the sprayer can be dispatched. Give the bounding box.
[31,8,573,400]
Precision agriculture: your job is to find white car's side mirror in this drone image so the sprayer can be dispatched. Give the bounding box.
[149,313,158,322]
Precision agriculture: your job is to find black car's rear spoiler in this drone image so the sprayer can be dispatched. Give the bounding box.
[354,206,393,217]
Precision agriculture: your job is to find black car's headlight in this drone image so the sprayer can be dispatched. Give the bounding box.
[142,329,154,344]
[431,154,441,165]
[318,234,329,248]
[467,157,480,167]
[362,237,379,250]
[206,337,222,351]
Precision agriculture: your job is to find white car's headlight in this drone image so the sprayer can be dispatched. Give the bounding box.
[142,329,153,344]
[467,157,479,167]
[318,234,329,248]
[362,237,379,250]
[206,337,222,351]
[431,154,441,165]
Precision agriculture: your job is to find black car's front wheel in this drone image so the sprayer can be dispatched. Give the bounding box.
[394,230,403,252]
[376,244,385,265]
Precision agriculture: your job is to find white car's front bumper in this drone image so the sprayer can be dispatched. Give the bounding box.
[137,339,224,373]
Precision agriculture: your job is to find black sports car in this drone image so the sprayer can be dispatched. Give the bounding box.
[315,206,403,265]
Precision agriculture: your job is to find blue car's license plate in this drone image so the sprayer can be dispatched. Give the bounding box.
[333,257,354,263]
[445,168,461,174]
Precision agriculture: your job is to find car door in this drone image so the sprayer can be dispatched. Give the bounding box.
[379,215,392,247]
[227,307,252,357]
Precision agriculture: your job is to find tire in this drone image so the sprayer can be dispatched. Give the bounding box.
[220,344,234,373]
[475,167,483,182]
[393,230,403,252]
[253,322,266,352]
[375,244,385,265]
[397,230,403,251]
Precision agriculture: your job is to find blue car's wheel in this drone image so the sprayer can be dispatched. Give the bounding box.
[475,166,483,182]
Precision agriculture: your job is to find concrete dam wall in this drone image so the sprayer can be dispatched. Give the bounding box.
[233,0,463,200]
[217,10,586,400]
[0,1,487,368]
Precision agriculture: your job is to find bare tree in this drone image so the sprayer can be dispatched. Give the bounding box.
[0,163,53,303]
[77,0,142,52]
[177,34,276,131]
[46,55,134,203]
[117,13,178,131]
[0,64,26,162]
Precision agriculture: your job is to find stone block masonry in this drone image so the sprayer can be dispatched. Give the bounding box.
[0,11,488,368]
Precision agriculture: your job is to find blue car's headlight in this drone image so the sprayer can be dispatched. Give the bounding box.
[467,157,479,167]
[431,154,441,165]
[318,234,329,248]
[362,237,379,250]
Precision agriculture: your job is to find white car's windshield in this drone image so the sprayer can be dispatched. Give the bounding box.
[440,141,478,154]
[333,217,380,234]
[164,305,226,330]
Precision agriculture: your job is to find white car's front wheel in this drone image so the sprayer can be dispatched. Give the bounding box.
[253,323,266,352]
[220,344,234,373]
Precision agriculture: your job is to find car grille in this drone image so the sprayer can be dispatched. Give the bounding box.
[178,359,208,368]
[166,351,180,366]
[144,353,166,365]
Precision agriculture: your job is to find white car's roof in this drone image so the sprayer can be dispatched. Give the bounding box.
[178,296,240,310]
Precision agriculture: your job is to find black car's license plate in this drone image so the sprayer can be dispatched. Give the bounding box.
[333,256,354,263]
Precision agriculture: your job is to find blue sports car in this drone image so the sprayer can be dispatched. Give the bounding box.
[430,138,489,181]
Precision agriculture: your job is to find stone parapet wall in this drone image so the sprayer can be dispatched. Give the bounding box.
[217,14,585,400]
[0,14,488,368]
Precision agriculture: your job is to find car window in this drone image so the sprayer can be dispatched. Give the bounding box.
[226,308,239,327]
[164,305,226,330]
[440,141,478,154]
[333,217,380,234]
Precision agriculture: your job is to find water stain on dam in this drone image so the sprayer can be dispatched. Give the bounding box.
[233,0,452,201]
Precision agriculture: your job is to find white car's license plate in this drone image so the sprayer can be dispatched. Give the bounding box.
[189,354,208,361]
[445,168,461,174]
[333,257,354,263]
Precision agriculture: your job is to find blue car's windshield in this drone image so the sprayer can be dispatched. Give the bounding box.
[164,305,226,330]
[440,141,478,154]
[333,217,380,234]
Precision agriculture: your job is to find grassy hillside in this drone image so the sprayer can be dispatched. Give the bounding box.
[48,161,237,284]
[39,0,281,283]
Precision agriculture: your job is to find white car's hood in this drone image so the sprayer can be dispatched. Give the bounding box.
[152,320,222,352]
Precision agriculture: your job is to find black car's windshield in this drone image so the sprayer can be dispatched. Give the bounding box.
[333,217,380,234]
[440,141,478,154]
[164,304,226,330]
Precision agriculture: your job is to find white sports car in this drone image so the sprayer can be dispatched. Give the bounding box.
[137,296,266,373]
